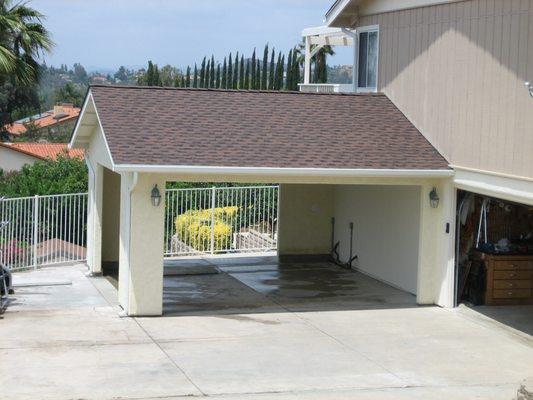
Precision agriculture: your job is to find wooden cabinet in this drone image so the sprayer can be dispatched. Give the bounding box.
[478,253,533,305]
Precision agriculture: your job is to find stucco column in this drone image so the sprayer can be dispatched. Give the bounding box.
[86,160,103,276]
[118,173,165,316]
[417,179,455,307]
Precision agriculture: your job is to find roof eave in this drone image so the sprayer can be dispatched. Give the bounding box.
[112,164,454,179]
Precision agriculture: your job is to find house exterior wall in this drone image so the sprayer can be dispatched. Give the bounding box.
[333,185,421,294]
[356,0,533,179]
[277,184,334,255]
[0,146,39,172]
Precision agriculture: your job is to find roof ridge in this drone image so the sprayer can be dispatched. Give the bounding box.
[89,84,385,97]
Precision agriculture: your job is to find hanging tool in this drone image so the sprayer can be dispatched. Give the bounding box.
[347,222,358,269]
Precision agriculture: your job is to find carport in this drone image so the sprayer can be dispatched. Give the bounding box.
[70,85,455,316]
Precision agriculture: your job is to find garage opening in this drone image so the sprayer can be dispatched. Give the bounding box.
[163,183,420,316]
[455,190,533,335]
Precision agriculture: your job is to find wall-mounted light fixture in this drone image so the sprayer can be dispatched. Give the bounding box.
[151,184,162,207]
[526,82,533,98]
[429,187,440,209]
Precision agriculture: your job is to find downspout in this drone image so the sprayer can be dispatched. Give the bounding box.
[85,153,95,271]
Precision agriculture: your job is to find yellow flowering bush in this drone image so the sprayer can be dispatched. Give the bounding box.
[175,206,238,251]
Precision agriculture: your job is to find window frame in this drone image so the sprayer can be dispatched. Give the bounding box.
[355,25,380,93]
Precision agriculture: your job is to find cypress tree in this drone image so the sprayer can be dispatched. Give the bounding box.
[244,60,250,89]
[193,64,198,88]
[239,55,245,89]
[233,52,239,89]
[286,49,293,90]
[215,63,221,88]
[269,49,275,90]
[146,61,154,86]
[153,64,161,86]
[181,75,186,88]
[205,59,210,88]
[251,48,256,89]
[261,45,268,89]
[185,66,191,87]
[227,53,233,90]
[222,57,227,89]
[280,55,285,90]
[292,49,300,90]
[210,55,216,88]
[255,59,260,89]
[199,57,206,88]
[273,52,281,90]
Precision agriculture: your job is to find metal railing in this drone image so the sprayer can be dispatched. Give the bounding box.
[1,186,278,269]
[165,186,278,257]
[0,193,88,271]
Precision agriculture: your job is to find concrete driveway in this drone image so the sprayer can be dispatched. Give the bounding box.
[1,262,532,400]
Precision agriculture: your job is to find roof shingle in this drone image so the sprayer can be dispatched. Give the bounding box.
[88,85,449,170]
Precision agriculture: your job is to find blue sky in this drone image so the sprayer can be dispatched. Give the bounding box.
[33,0,350,72]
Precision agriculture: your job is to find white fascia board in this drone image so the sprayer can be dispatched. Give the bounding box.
[453,167,533,206]
[68,91,93,149]
[325,0,354,26]
[113,164,454,178]
[69,90,116,169]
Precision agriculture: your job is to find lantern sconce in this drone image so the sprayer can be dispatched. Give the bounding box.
[429,187,440,209]
[526,82,533,98]
[151,184,162,207]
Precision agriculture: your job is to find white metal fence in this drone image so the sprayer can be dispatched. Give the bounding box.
[165,186,278,257]
[0,193,88,271]
[1,186,278,270]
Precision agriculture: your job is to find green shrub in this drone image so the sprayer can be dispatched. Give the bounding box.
[175,206,238,251]
[0,154,87,197]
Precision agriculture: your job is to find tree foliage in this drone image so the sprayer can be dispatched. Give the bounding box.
[0,155,88,197]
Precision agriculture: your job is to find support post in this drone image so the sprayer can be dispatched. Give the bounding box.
[210,186,216,255]
[32,195,39,269]
[304,36,311,84]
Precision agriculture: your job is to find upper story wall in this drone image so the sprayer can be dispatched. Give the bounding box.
[357,0,533,179]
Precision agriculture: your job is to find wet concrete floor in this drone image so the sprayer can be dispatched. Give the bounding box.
[163,258,417,315]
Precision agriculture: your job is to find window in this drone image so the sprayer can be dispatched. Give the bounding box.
[357,28,379,91]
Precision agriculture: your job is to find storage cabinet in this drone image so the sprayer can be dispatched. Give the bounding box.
[478,253,533,305]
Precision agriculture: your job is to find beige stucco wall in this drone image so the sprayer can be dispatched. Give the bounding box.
[333,185,421,294]
[277,184,334,255]
[0,146,39,172]
[118,172,166,316]
[356,0,533,179]
[101,168,121,263]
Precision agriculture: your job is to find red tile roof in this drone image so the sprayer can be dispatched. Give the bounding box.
[0,142,84,161]
[88,85,449,170]
[5,104,80,136]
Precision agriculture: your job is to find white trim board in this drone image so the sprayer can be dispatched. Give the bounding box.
[113,164,454,178]
[454,168,533,206]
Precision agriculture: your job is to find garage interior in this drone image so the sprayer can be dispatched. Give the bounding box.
[455,189,533,336]
[151,183,423,316]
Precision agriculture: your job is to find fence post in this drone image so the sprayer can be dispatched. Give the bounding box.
[32,195,39,269]
[210,186,216,255]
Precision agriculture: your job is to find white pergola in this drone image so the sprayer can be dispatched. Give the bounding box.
[301,26,357,92]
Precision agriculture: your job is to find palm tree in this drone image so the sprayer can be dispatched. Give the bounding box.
[294,40,335,84]
[0,0,53,85]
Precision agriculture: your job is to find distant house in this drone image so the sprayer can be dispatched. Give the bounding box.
[0,142,84,172]
[4,103,80,140]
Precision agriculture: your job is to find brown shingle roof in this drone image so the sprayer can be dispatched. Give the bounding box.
[89,85,449,170]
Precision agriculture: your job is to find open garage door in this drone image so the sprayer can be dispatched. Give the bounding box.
[455,189,533,336]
